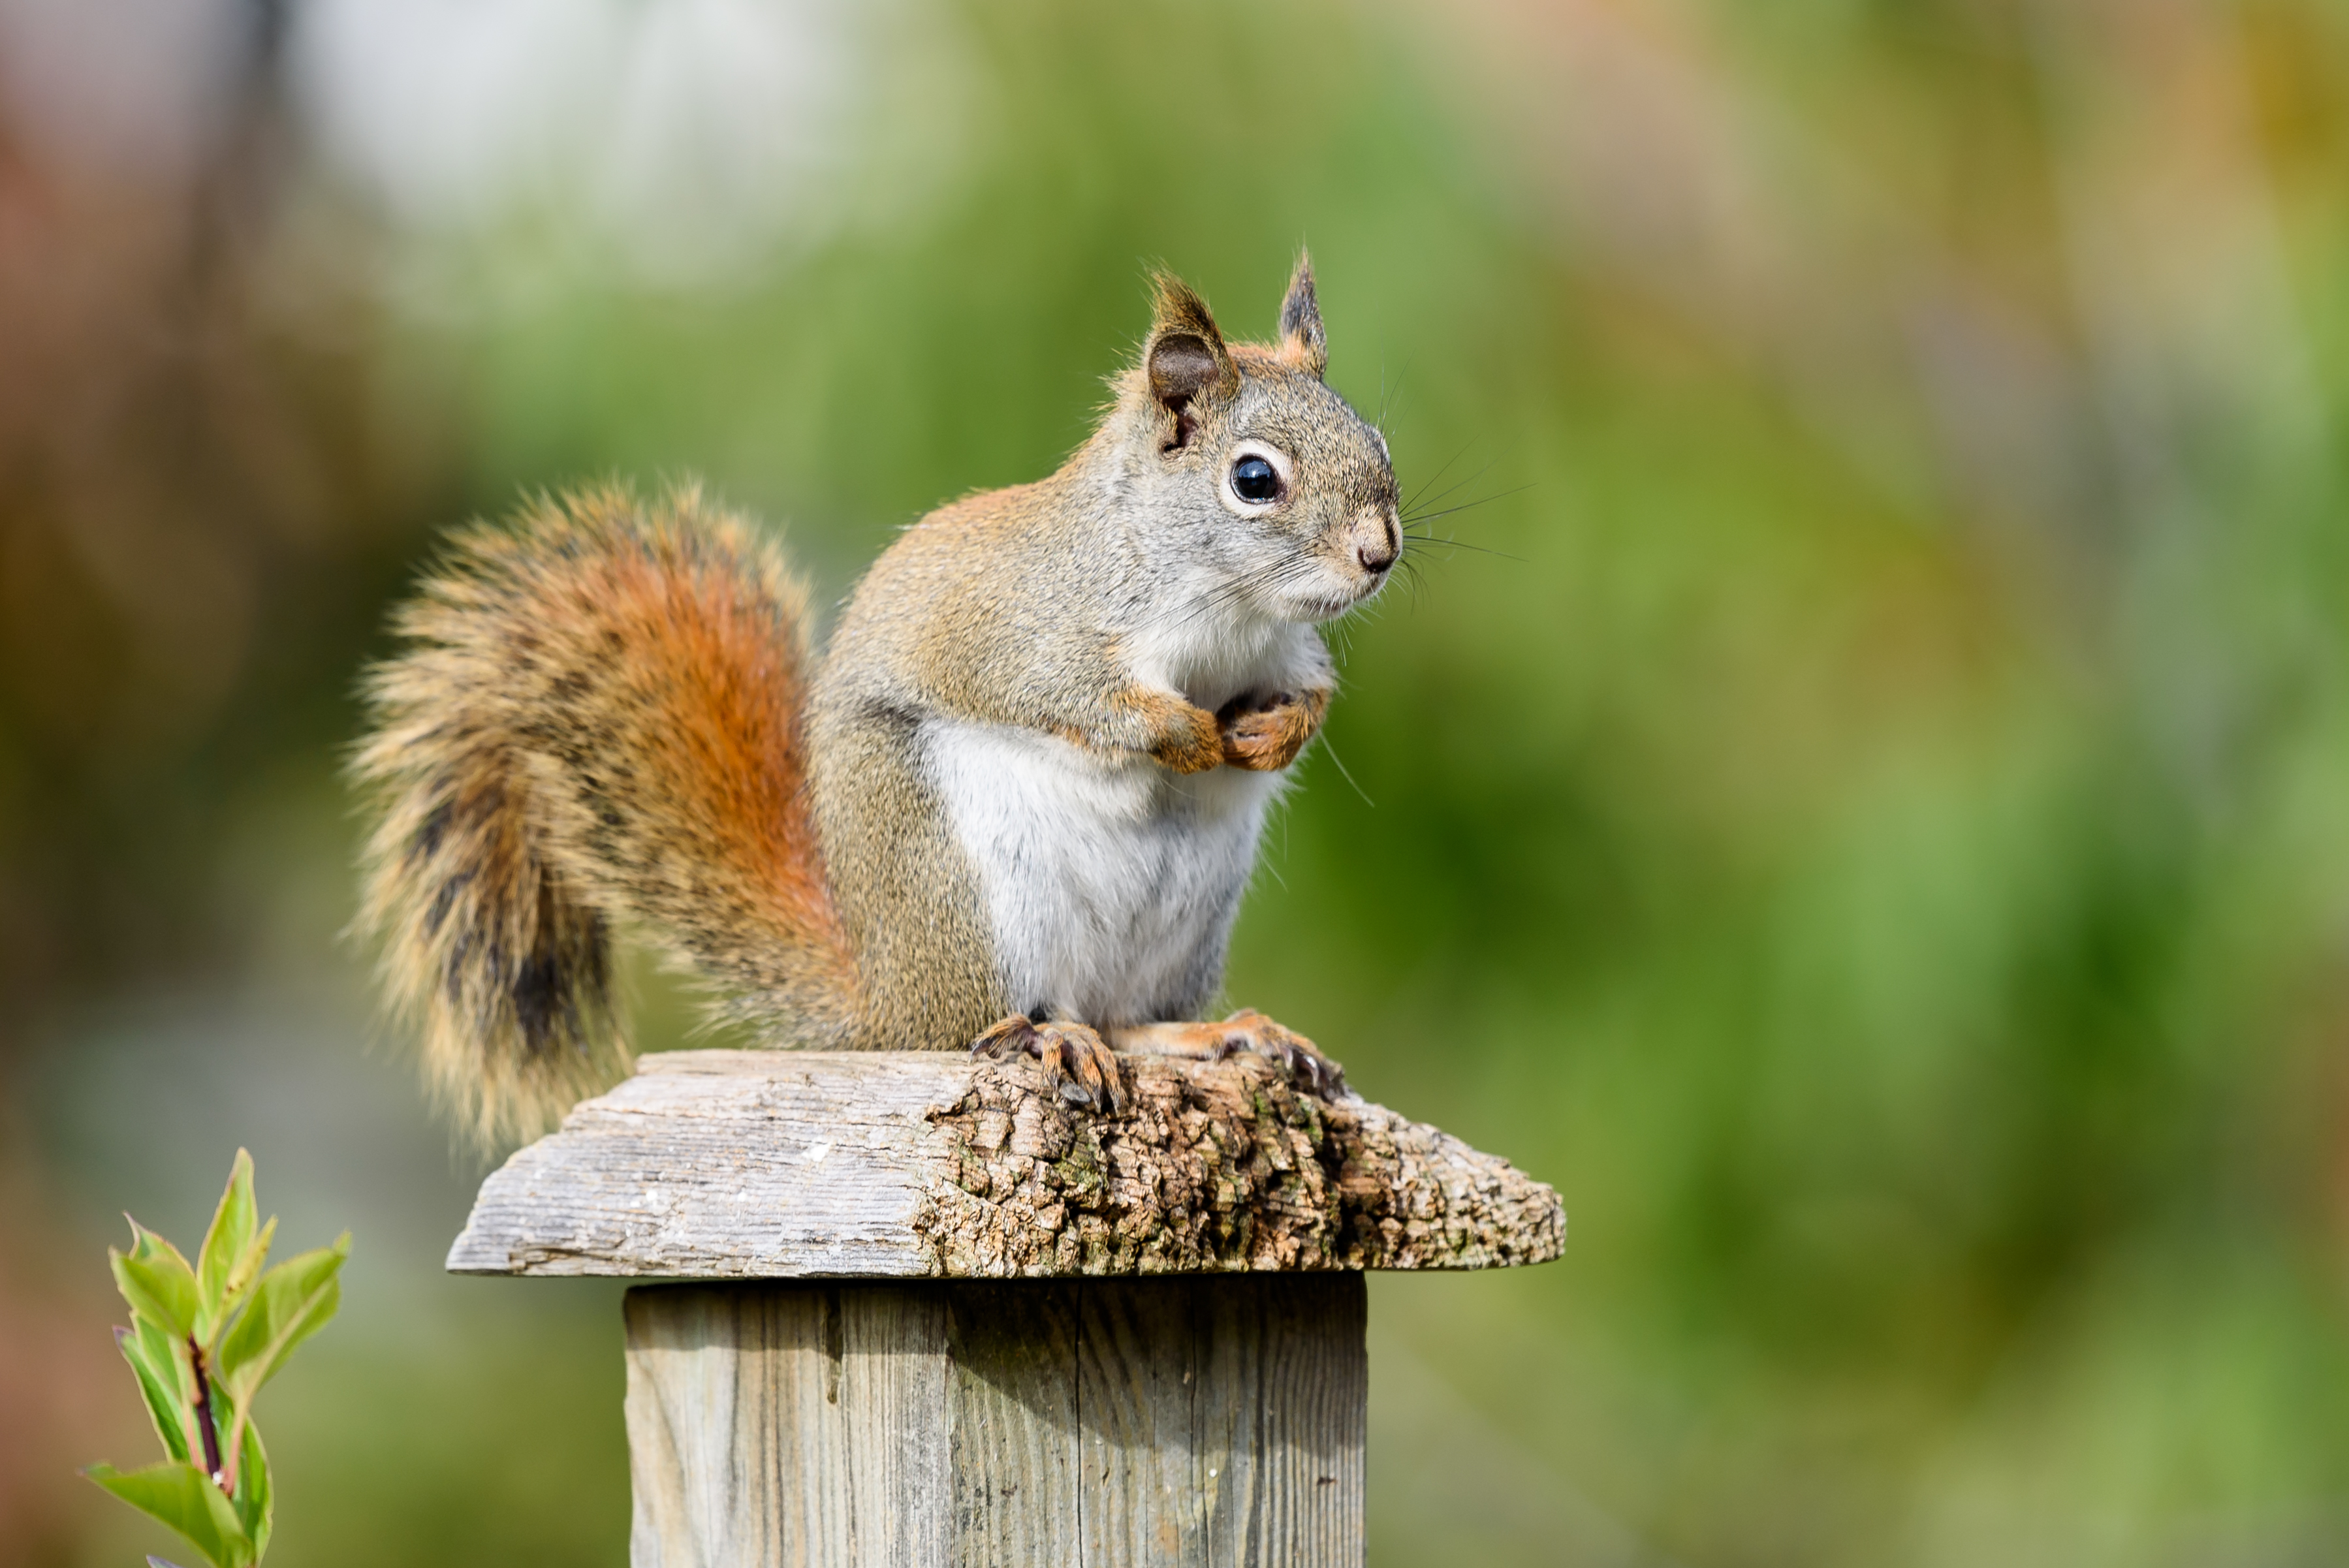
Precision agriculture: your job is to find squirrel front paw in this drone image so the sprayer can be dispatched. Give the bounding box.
[971,1014,1127,1114]
[1144,701,1227,776]
[1218,689,1330,772]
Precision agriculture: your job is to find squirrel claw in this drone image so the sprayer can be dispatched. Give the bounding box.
[1109,1010,1354,1101]
[971,1014,1126,1116]
[1216,1009,1353,1100]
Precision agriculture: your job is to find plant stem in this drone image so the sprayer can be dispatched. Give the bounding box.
[217,1400,247,1497]
[186,1336,224,1486]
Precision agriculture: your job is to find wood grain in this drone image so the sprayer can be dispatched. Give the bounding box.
[947,1283,1082,1562]
[449,1049,1562,1279]
[837,1288,951,1565]
[1075,1281,1199,1562]
[623,1277,1367,1567]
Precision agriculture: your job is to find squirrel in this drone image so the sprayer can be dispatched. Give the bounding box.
[350,257,1401,1146]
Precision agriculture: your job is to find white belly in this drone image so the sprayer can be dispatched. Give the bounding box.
[922,717,1282,1025]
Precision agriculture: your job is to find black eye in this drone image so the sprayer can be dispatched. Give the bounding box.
[1231,455,1281,503]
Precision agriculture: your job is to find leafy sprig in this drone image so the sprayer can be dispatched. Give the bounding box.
[86,1150,348,1568]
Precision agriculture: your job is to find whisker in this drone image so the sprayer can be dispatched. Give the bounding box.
[1378,365,1410,437]
[1139,554,1322,638]
[1400,444,1474,516]
[1393,559,1431,608]
[1402,486,1534,532]
[1316,734,1375,808]
[1402,535,1523,562]
[1403,458,1494,521]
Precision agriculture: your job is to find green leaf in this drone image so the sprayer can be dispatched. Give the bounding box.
[128,1219,197,1274]
[219,1215,277,1334]
[136,1315,210,1465]
[112,1242,200,1342]
[217,1234,347,1398]
[228,1404,272,1556]
[85,1460,252,1568]
[195,1152,257,1342]
[133,1313,188,1396]
[115,1326,191,1465]
[208,1381,274,1554]
[214,1232,347,1497]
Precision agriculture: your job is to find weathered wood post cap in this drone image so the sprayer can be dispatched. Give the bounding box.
[449,1048,1564,1278]
[450,1050,1563,1568]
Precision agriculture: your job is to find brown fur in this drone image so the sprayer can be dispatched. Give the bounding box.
[1129,687,1227,774]
[351,486,855,1145]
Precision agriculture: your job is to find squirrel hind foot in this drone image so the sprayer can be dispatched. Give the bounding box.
[1106,1011,1353,1101]
[971,1014,1127,1116]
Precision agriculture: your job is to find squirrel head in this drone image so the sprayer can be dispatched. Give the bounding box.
[1109,255,1399,624]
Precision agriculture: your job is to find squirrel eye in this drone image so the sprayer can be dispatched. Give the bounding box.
[1230,455,1281,504]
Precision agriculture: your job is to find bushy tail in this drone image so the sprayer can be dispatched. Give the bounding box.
[351,485,859,1146]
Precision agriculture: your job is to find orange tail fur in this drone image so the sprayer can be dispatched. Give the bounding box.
[351,486,858,1146]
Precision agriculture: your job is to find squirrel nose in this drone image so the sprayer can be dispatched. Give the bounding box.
[1355,515,1398,574]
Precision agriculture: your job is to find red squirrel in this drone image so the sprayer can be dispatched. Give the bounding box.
[351,259,1400,1146]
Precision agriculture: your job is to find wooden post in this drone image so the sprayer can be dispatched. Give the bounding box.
[450,1050,1562,1567]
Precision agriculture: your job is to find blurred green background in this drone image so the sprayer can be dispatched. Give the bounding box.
[7,0,2349,1562]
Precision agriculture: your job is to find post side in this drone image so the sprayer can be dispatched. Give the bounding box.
[454,1050,1562,1568]
[623,1276,1368,1568]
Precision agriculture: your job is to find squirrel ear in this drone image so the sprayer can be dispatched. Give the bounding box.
[1276,253,1327,379]
[1144,273,1237,447]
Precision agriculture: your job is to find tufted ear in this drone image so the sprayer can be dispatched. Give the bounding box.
[1144,273,1237,450]
[1276,252,1327,378]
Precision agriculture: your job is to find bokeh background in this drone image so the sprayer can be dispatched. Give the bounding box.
[6,0,2349,1562]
